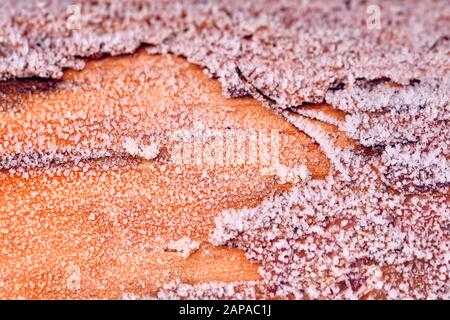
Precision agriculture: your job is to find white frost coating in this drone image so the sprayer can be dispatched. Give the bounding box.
[0,0,448,300]
[164,237,200,258]
[211,149,450,299]
[283,112,350,180]
[295,108,344,128]
[275,164,311,184]
[156,279,260,300]
[122,293,152,300]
